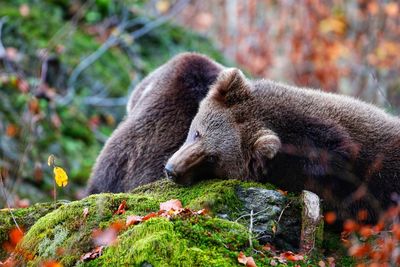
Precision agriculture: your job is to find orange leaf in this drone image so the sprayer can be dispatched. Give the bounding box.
[238,252,257,266]
[126,215,143,227]
[324,211,337,225]
[343,219,358,233]
[280,251,304,261]
[196,209,207,215]
[348,244,371,258]
[160,199,182,211]
[6,124,18,137]
[42,260,63,267]
[246,257,257,267]
[9,228,24,246]
[114,200,127,215]
[238,252,248,265]
[80,246,104,262]
[359,226,374,238]
[142,212,157,221]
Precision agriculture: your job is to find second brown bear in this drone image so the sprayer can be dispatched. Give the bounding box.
[86,53,223,194]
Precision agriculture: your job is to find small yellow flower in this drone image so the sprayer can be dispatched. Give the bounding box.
[54,166,68,187]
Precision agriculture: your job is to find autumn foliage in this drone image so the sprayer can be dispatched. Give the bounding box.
[342,204,400,266]
[178,0,400,109]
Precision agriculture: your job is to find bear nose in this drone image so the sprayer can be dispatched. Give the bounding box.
[164,163,177,180]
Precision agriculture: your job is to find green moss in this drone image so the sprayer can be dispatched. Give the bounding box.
[9,180,327,266]
[131,179,276,218]
[13,180,258,265]
[88,217,249,267]
[0,202,63,260]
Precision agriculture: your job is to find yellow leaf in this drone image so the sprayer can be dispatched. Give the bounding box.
[319,17,346,35]
[156,0,170,13]
[47,155,55,166]
[54,167,68,187]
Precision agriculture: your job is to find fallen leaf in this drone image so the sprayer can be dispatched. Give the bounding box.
[2,228,24,252]
[238,252,248,265]
[80,246,104,262]
[279,251,304,261]
[160,199,182,211]
[238,252,258,266]
[42,260,63,267]
[9,228,24,246]
[142,212,157,221]
[246,257,257,267]
[126,215,143,227]
[114,200,127,215]
[196,209,207,215]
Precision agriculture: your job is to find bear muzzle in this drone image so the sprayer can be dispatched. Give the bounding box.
[164,163,177,180]
[165,142,207,185]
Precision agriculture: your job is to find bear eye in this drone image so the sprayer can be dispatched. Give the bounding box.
[207,155,217,164]
[194,130,201,139]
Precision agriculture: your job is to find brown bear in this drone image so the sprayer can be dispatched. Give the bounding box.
[165,68,400,220]
[86,53,223,194]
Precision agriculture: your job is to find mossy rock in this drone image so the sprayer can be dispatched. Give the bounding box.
[4,180,321,266]
[0,202,63,260]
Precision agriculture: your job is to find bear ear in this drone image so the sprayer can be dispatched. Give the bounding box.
[210,68,250,105]
[252,130,281,160]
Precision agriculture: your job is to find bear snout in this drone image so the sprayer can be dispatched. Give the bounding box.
[164,163,177,181]
[165,142,207,185]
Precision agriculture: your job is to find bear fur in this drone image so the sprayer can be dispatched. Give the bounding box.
[165,68,400,220]
[86,53,223,194]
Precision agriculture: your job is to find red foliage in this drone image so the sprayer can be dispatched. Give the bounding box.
[344,202,400,265]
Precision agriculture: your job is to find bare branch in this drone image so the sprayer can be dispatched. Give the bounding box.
[58,0,190,106]
[249,209,254,248]
[0,173,22,233]
[0,17,8,58]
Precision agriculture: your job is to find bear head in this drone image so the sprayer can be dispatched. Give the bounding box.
[165,68,281,185]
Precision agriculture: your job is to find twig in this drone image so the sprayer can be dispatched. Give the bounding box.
[59,0,190,106]
[277,202,291,224]
[0,173,22,233]
[129,0,190,40]
[235,206,274,222]
[249,209,254,248]
[83,96,129,106]
[0,17,7,58]
[370,70,393,110]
